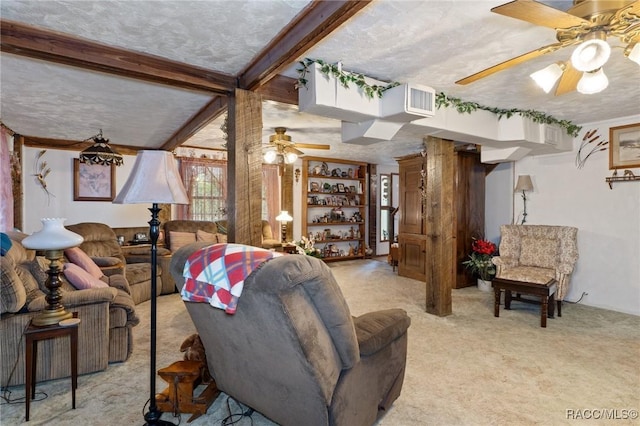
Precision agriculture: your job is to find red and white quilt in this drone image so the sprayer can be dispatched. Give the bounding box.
[181,243,282,314]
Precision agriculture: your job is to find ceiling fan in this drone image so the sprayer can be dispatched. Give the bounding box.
[263,127,330,164]
[456,0,640,95]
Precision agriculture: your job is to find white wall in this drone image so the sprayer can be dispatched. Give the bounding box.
[484,161,513,244]
[487,115,640,315]
[22,147,152,233]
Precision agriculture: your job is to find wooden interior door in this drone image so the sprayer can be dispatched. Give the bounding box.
[399,157,424,235]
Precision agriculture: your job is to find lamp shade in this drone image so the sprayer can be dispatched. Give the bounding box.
[264,150,277,164]
[571,35,611,72]
[627,43,640,65]
[114,150,188,204]
[530,63,564,93]
[276,211,293,222]
[284,151,298,164]
[577,68,609,95]
[514,175,533,192]
[22,218,84,250]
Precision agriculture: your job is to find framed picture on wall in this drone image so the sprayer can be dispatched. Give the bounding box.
[73,159,116,201]
[609,123,640,169]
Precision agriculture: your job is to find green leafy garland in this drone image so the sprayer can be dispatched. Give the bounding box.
[296,58,581,138]
[296,58,400,99]
[435,92,581,137]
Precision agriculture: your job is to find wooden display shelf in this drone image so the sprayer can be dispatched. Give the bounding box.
[320,254,365,262]
[314,238,363,243]
[307,221,364,226]
[307,204,365,208]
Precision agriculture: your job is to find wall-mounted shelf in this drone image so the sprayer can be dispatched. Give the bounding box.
[606,175,640,189]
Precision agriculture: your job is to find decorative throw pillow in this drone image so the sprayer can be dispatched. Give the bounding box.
[15,261,44,305]
[216,233,227,243]
[196,230,217,243]
[63,263,109,290]
[169,231,197,252]
[91,256,122,267]
[519,237,558,269]
[0,257,27,314]
[65,247,104,279]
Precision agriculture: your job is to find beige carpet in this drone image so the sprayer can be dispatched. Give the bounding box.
[2,259,639,425]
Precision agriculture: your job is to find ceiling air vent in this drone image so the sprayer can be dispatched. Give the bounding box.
[380,83,436,121]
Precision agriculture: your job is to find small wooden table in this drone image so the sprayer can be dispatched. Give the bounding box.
[156,360,219,423]
[24,315,79,421]
[492,278,558,328]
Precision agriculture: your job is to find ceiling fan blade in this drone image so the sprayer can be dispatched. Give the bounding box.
[456,42,564,85]
[491,0,590,29]
[288,146,304,156]
[554,62,581,96]
[294,143,331,150]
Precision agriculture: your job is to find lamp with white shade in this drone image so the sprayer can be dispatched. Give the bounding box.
[113,150,188,426]
[22,218,84,326]
[514,175,534,225]
[275,210,293,243]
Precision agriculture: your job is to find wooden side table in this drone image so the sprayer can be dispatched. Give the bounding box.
[492,278,558,328]
[24,314,79,421]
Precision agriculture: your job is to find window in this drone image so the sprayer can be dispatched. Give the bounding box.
[177,157,227,221]
[177,158,280,231]
[379,173,399,242]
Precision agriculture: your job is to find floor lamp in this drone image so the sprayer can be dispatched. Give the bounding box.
[114,151,188,426]
[514,175,534,225]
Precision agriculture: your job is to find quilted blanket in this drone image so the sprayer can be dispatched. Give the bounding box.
[181,243,282,314]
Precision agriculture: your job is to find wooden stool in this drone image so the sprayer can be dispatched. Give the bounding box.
[156,360,219,423]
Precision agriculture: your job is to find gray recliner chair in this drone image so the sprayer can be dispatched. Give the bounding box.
[171,243,410,426]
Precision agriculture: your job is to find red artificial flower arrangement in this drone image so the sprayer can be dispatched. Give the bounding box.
[462,239,497,281]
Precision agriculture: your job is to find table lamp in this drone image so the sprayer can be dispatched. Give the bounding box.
[514,175,534,225]
[22,218,84,326]
[276,210,293,243]
[114,150,188,426]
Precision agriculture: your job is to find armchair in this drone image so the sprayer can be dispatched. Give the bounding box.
[493,225,579,311]
[66,222,162,304]
[170,243,410,426]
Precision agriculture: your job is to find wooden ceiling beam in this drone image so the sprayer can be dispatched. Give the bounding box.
[238,0,372,91]
[22,135,139,156]
[161,95,228,151]
[256,75,299,105]
[0,19,236,94]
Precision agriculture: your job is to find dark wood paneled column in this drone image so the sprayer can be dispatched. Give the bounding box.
[424,136,454,316]
[226,89,263,246]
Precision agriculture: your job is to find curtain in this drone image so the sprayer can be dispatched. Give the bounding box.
[177,157,227,221]
[0,126,14,231]
[262,165,279,235]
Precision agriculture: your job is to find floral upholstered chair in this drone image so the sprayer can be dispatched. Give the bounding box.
[492,225,579,312]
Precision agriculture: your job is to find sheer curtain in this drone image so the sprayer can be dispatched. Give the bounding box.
[177,157,227,221]
[0,126,14,231]
[262,165,279,235]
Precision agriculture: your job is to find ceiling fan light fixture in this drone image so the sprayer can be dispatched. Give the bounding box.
[530,63,564,93]
[577,67,609,95]
[263,149,277,164]
[626,43,640,66]
[284,151,298,164]
[571,33,611,72]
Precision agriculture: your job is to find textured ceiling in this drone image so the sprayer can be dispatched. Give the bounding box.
[2,0,639,165]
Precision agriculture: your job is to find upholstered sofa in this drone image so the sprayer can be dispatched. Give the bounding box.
[67,222,164,304]
[164,219,281,252]
[0,233,139,386]
[171,242,411,425]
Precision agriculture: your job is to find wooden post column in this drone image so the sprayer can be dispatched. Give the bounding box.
[226,89,263,246]
[424,136,455,316]
[281,164,294,242]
